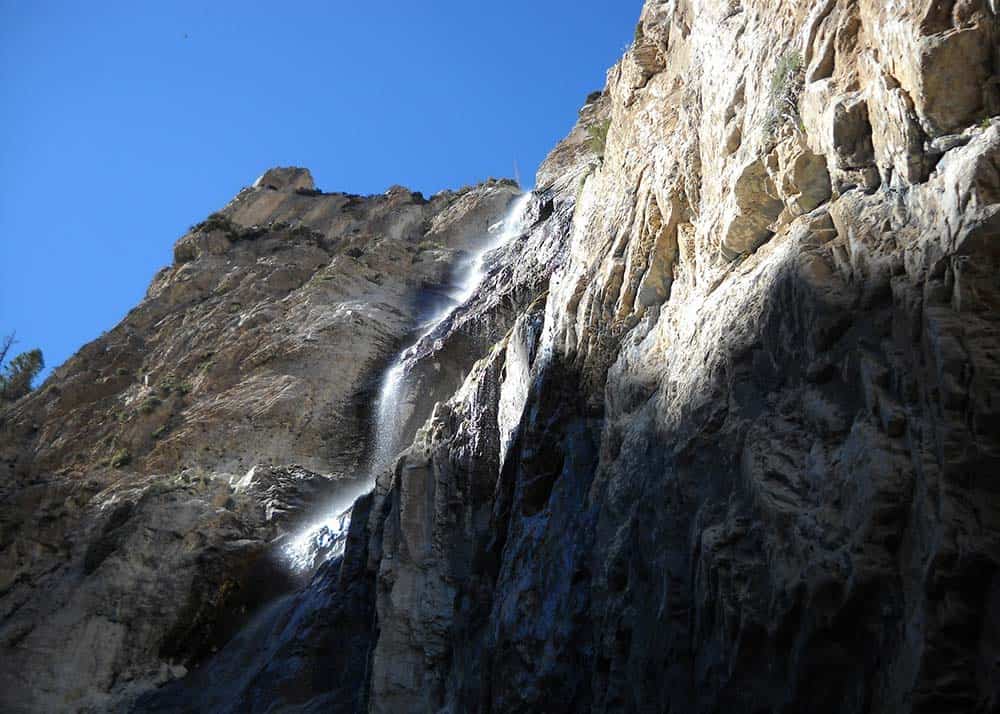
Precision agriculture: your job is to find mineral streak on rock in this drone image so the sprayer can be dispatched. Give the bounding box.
[3,1,1000,712]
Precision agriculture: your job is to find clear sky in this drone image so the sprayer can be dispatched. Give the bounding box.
[0,0,641,381]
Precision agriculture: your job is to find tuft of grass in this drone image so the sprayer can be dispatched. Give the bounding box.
[771,51,804,96]
[763,50,805,140]
[587,119,612,162]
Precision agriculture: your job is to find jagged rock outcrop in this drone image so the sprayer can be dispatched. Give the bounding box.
[4,1,1000,713]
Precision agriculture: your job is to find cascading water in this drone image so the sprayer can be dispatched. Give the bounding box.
[283,191,535,571]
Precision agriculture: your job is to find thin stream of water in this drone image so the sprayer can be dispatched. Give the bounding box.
[283,192,534,571]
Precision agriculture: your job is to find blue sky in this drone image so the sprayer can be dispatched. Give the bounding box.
[0,0,641,380]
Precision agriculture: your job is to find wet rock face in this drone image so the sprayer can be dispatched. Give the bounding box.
[133,492,380,714]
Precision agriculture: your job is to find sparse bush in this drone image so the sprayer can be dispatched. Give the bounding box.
[763,51,805,140]
[158,373,191,397]
[0,335,44,403]
[115,367,130,377]
[587,119,612,162]
[190,212,240,238]
[140,395,162,414]
[110,448,131,469]
[152,424,170,440]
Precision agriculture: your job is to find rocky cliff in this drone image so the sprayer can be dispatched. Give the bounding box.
[0,169,520,711]
[4,1,1000,712]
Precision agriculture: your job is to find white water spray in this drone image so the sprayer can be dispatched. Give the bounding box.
[283,191,534,571]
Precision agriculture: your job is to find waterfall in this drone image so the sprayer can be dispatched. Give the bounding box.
[283,191,534,571]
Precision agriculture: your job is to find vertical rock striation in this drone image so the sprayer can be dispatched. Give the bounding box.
[359,2,1000,712]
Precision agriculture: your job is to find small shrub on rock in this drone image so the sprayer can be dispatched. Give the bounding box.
[140,395,162,414]
[190,212,241,240]
[587,119,612,162]
[110,449,131,468]
[763,51,805,139]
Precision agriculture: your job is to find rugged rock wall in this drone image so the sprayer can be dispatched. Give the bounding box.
[363,1,1000,712]
[4,0,1000,712]
[0,172,519,712]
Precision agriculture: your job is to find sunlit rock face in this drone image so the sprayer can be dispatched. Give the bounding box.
[5,1,1000,712]
[363,1,1000,712]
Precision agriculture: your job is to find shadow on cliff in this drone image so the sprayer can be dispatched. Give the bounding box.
[136,200,1000,713]
[447,225,1000,713]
